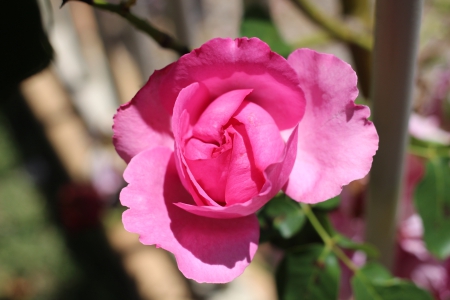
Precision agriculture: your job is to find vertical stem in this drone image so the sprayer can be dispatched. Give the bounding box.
[366,0,423,269]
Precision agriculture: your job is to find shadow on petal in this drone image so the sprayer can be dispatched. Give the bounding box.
[162,154,259,272]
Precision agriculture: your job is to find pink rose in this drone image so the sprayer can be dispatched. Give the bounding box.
[113,37,378,283]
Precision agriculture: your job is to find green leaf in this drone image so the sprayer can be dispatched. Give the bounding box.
[259,195,306,239]
[240,19,292,57]
[351,263,433,300]
[312,196,341,211]
[240,4,292,58]
[276,244,340,300]
[410,136,449,148]
[334,234,379,259]
[414,157,450,259]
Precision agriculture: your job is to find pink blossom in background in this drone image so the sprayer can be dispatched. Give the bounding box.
[409,113,450,145]
[395,156,450,300]
[331,154,450,299]
[112,37,378,283]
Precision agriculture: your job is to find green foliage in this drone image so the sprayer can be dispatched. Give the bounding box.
[240,4,292,57]
[334,234,379,259]
[276,244,340,300]
[259,189,432,299]
[414,157,450,259]
[240,19,293,57]
[312,196,341,211]
[351,263,433,300]
[0,116,77,299]
[410,135,450,149]
[258,194,306,241]
[0,117,19,174]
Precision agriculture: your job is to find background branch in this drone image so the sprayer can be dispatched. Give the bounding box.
[291,0,372,51]
[61,0,190,56]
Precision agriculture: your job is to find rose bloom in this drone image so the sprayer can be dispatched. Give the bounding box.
[113,37,378,283]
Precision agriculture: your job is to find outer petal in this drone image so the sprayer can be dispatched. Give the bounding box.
[121,147,259,283]
[159,37,306,130]
[285,49,378,204]
[113,66,175,163]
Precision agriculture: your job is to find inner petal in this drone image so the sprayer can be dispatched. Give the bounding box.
[184,137,217,160]
[193,89,253,143]
[224,123,265,205]
[233,101,285,171]
[185,136,232,204]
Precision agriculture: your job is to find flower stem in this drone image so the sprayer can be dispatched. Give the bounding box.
[409,145,450,159]
[300,203,359,272]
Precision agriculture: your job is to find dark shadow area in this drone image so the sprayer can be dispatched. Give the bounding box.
[0,89,141,300]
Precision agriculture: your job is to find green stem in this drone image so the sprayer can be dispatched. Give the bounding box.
[63,0,190,56]
[300,203,359,272]
[409,145,450,159]
[409,145,436,159]
[292,0,372,51]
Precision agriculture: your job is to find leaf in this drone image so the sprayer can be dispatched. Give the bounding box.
[351,263,433,300]
[240,4,292,57]
[259,194,306,239]
[276,244,340,300]
[312,196,341,211]
[334,234,379,258]
[410,136,450,150]
[414,157,450,259]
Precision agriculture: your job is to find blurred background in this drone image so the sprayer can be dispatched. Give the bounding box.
[0,0,449,299]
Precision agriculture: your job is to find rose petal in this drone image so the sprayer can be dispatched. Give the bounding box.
[172,83,218,206]
[121,147,259,283]
[173,84,262,205]
[175,126,298,218]
[182,89,255,203]
[193,89,253,143]
[284,49,378,204]
[178,96,286,206]
[172,82,211,145]
[224,124,265,205]
[113,66,175,163]
[233,101,285,171]
[159,37,306,130]
[185,138,232,203]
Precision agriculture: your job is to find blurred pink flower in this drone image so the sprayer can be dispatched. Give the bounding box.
[409,113,450,145]
[395,156,450,300]
[331,154,450,299]
[113,37,378,283]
